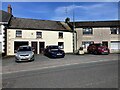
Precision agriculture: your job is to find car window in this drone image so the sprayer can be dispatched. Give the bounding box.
[50,46,59,49]
[94,44,102,47]
[18,47,32,51]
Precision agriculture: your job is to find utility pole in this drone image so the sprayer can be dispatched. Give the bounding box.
[73,1,75,54]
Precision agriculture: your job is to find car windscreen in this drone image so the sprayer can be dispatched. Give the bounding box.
[49,46,59,50]
[18,47,32,51]
[95,44,104,47]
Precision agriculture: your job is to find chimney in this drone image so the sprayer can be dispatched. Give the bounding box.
[65,17,70,23]
[8,4,12,14]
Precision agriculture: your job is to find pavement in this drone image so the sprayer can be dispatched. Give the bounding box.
[2,54,119,74]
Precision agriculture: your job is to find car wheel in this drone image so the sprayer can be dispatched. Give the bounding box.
[94,51,98,55]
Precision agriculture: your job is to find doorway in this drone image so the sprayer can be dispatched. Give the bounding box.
[39,42,45,54]
[102,41,108,47]
[14,41,28,52]
[31,41,38,54]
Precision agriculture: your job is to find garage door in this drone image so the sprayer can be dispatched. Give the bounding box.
[14,41,28,52]
[111,41,120,50]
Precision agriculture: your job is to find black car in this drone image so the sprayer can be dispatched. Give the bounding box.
[44,45,65,58]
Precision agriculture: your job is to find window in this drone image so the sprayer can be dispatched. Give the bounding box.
[83,28,93,35]
[16,30,22,37]
[59,32,63,39]
[82,41,94,48]
[110,27,120,34]
[58,42,64,49]
[36,32,42,38]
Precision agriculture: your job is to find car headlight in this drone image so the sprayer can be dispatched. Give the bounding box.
[29,53,34,57]
[15,54,19,57]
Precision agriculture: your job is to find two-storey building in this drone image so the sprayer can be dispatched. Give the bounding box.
[6,17,73,55]
[69,21,120,53]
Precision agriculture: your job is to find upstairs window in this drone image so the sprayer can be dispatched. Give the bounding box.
[83,28,93,35]
[110,27,120,34]
[16,30,22,37]
[59,32,63,39]
[36,32,42,38]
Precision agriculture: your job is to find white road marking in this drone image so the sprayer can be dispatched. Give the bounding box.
[2,59,118,74]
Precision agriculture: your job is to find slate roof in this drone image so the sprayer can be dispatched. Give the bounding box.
[69,20,120,28]
[0,10,12,22]
[9,17,72,31]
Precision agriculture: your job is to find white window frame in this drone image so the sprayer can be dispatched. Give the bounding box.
[36,32,42,38]
[16,30,22,37]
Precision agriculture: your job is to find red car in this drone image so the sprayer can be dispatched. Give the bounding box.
[87,43,109,55]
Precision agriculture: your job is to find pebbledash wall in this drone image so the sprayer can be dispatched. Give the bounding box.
[0,24,5,53]
[76,27,119,53]
[7,29,73,55]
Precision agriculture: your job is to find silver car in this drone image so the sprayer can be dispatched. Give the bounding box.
[15,45,35,62]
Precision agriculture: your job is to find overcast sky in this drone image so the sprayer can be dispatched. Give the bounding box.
[2,2,119,21]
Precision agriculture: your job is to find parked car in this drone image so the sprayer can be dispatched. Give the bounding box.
[87,43,109,55]
[44,45,65,58]
[15,45,35,62]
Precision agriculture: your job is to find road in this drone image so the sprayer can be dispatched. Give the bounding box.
[2,60,118,88]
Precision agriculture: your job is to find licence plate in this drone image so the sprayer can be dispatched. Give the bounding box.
[104,51,108,52]
[22,56,26,59]
[57,53,62,55]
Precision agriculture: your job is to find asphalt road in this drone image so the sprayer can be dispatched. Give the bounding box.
[2,60,118,88]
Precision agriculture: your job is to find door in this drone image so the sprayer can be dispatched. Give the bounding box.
[102,41,108,47]
[39,42,45,54]
[31,42,38,54]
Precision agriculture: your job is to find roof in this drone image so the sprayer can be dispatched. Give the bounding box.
[69,20,120,28]
[0,10,12,22]
[9,17,72,31]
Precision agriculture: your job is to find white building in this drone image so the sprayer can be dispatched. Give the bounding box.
[0,9,12,54]
[6,17,73,55]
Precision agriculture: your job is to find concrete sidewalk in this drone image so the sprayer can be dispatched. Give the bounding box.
[2,54,119,74]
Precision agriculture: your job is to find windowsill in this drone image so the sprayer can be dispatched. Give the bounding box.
[58,38,63,39]
[36,37,42,39]
[83,34,93,36]
[16,36,22,38]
